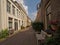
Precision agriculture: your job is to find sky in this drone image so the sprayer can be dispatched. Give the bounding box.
[16,0,41,21]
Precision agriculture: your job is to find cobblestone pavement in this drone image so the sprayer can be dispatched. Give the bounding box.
[0,27,37,45]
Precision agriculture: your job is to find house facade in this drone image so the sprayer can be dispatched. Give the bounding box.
[27,16,31,27]
[36,0,60,30]
[0,0,28,31]
[35,3,43,22]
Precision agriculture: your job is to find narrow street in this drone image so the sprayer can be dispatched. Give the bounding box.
[0,27,37,45]
[0,0,60,45]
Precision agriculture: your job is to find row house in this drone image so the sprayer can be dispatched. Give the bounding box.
[35,3,42,22]
[36,0,60,30]
[27,16,31,26]
[0,0,28,31]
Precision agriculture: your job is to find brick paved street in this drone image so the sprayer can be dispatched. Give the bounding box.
[0,27,37,45]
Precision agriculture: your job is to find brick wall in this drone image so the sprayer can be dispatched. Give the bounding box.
[41,0,60,30]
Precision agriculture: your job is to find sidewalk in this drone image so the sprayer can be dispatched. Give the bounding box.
[35,30,46,45]
[9,26,32,38]
[0,26,31,43]
[0,27,37,45]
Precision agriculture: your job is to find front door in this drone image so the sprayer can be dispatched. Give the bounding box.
[14,22,18,31]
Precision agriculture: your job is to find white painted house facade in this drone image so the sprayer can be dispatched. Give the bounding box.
[0,0,28,31]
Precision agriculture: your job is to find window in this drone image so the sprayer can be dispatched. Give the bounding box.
[46,5,51,15]
[19,20,20,27]
[8,17,13,30]
[14,19,18,30]
[46,4,51,27]
[12,5,15,15]
[7,0,11,13]
[22,21,23,26]
[46,5,51,20]
[17,9,18,16]
[18,11,20,16]
[19,11,20,15]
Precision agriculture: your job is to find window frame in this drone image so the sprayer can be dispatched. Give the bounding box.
[12,5,15,15]
[7,0,11,13]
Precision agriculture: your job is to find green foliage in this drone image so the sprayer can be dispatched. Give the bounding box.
[32,22,43,32]
[44,37,55,45]
[44,27,60,45]
[44,37,60,45]
[21,26,25,29]
[0,29,9,39]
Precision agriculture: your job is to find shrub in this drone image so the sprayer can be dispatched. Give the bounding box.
[44,26,60,45]
[26,26,30,27]
[0,29,9,39]
[21,26,25,29]
[32,22,44,32]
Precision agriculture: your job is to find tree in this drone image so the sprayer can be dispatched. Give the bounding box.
[32,22,44,32]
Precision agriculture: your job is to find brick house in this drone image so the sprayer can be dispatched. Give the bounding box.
[36,0,60,30]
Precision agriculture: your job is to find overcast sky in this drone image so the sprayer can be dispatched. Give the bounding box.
[16,0,41,21]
